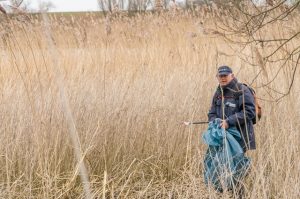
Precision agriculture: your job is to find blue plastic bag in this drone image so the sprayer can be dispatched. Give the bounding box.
[202,119,251,191]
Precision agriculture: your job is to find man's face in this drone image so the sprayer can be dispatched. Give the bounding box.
[217,73,234,86]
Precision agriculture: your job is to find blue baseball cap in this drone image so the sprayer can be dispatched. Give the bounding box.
[218,65,232,76]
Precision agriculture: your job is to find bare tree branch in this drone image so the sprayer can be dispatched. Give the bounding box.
[212,0,300,101]
[275,53,300,102]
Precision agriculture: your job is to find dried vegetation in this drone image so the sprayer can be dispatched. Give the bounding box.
[0,9,299,198]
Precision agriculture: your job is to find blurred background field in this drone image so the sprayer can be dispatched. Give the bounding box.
[0,10,299,198]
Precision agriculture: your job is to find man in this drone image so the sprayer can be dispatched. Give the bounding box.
[208,65,256,152]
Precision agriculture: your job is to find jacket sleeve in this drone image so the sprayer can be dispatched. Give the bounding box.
[226,85,256,127]
[208,96,217,122]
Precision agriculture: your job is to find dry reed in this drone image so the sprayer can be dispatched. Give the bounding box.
[0,11,299,198]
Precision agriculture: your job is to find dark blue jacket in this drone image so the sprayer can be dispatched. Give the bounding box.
[208,78,256,151]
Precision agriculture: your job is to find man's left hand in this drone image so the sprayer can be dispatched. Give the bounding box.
[221,120,229,129]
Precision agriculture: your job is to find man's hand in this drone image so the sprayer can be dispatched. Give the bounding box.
[221,120,229,129]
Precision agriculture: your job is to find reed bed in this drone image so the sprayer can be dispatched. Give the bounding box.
[0,10,299,198]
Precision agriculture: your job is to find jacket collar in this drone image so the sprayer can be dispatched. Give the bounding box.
[223,78,238,90]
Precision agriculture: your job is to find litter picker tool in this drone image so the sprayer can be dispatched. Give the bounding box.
[183,121,209,126]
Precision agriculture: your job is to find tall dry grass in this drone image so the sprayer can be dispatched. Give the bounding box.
[0,11,299,198]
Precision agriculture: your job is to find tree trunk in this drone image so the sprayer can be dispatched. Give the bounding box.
[155,0,165,10]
